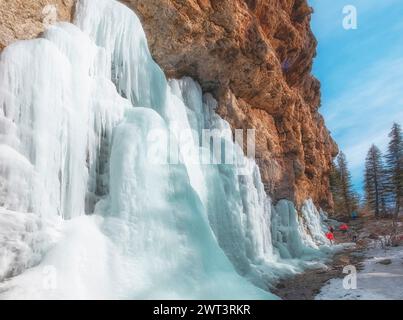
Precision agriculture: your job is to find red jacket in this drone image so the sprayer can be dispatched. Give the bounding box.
[340,224,349,231]
[326,232,335,241]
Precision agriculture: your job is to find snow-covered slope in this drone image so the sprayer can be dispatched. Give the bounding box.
[316,246,403,300]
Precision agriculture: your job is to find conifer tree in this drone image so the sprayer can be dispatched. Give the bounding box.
[330,151,358,216]
[385,123,403,217]
[330,162,343,214]
[364,145,387,217]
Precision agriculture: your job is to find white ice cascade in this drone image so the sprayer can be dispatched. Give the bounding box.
[0,0,331,299]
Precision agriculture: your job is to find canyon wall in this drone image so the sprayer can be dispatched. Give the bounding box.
[0,0,338,210]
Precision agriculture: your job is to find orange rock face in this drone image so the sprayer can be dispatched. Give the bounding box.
[0,0,75,51]
[122,0,338,210]
[0,0,338,210]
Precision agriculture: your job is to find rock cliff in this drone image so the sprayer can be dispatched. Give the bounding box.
[0,0,74,51]
[0,0,338,210]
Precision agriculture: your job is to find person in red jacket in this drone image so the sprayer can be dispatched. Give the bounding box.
[326,232,335,245]
[339,223,349,233]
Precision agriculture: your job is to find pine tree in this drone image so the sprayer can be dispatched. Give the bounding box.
[385,123,403,217]
[329,162,342,214]
[364,145,387,217]
[330,151,358,216]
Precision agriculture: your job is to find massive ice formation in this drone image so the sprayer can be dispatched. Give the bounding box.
[0,0,331,299]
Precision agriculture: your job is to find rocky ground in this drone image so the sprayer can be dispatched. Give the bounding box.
[273,215,403,300]
[317,245,403,300]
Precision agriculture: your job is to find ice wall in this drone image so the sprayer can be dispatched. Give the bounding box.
[0,0,331,299]
[0,22,130,280]
[271,199,330,261]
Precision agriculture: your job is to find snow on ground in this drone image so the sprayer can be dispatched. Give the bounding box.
[316,245,403,300]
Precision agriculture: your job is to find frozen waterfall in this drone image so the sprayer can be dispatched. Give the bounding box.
[0,0,332,299]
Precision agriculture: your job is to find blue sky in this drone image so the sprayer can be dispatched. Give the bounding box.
[309,0,403,193]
